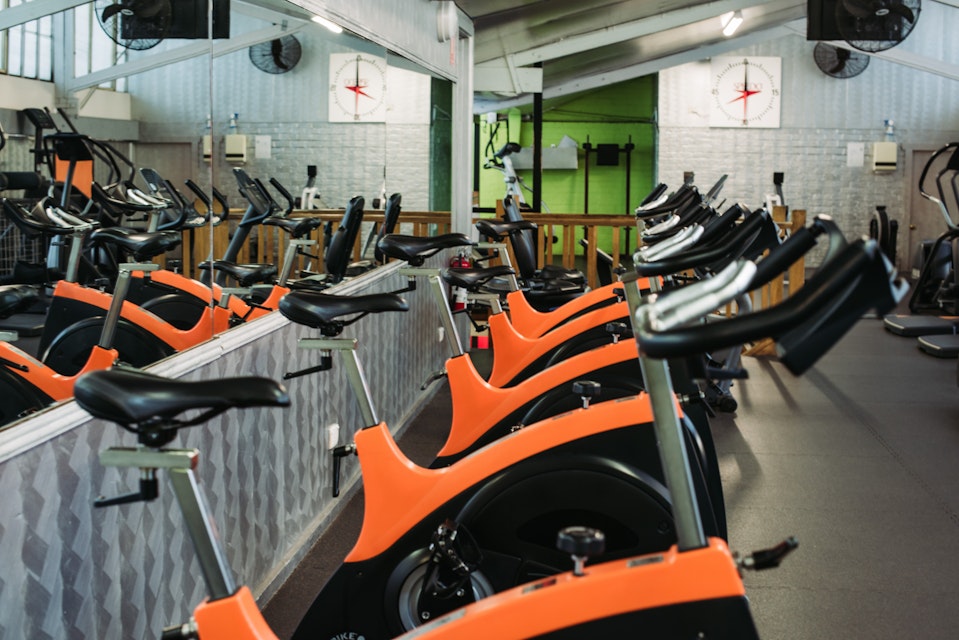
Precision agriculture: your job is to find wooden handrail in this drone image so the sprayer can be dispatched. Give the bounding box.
[182,210,453,279]
[180,205,807,312]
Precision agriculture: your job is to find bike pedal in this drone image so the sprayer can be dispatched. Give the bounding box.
[736,536,798,571]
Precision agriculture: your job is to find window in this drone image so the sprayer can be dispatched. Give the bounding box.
[0,0,126,89]
[1,0,54,81]
[74,2,128,91]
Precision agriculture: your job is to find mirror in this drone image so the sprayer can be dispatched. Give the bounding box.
[0,1,453,432]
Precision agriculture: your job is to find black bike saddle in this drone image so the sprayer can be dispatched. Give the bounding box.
[474,218,538,240]
[263,216,324,238]
[440,265,515,292]
[0,284,39,318]
[279,291,409,333]
[74,367,289,432]
[376,233,471,266]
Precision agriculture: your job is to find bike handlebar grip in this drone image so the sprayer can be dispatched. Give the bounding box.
[494,141,522,158]
[750,226,818,289]
[637,239,906,366]
[643,261,757,332]
[269,177,295,213]
[635,209,769,277]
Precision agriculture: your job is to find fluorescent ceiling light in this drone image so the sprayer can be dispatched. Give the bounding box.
[312,15,343,33]
[721,10,743,37]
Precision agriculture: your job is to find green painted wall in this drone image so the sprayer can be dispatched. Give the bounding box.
[476,75,658,255]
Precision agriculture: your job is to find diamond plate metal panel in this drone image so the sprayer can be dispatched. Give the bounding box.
[0,260,450,638]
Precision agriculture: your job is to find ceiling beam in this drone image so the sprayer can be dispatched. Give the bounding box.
[780,19,959,82]
[474,58,543,93]
[232,0,312,23]
[66,23,305,92]
[502,0,786,67]
[474,24,794,112]
[0,0,87,31]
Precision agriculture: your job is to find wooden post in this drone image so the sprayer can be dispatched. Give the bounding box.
[586,225,599,289]
[743,207,807,357]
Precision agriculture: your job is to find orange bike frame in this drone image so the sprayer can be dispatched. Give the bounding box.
[53,280,231,351]
[193,586,278,640]
[442,339,640,458]
[0,341,116,401]
[347,393,655,562]
[398,539,745,639]
[503,277,658,338]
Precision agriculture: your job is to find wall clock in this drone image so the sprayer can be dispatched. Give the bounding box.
[329,52,387,122]
[709,56,781,128]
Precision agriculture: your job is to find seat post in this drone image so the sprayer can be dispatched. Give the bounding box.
[99,263,159,350]
[168,466,239,600]
[399,266,465,358]
[623,271,707,552]
[297,337,380,428]
[277,238,315,286]
[98,447,239,601]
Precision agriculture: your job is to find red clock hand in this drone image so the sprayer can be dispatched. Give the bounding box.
[345,59,374,116]
[727,61,761,123]
[347,85,373,99]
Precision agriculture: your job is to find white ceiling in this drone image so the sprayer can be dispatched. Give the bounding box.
[4,0,956,107]
[455,0,959,109]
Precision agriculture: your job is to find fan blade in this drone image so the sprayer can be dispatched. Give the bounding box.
[271,41,291,71]
[830,59,848,75]
[100,3,126,21]
[842,0,879,19]
[887,2,916,22]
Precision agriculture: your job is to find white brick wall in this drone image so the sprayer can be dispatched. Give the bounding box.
[658,9,959,266]
[132,13,433,211]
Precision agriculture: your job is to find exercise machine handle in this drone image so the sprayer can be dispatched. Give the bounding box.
[636,239,907,373]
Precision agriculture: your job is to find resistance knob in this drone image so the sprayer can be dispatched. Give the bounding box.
[571,380,601,409]
[557,526,605,576]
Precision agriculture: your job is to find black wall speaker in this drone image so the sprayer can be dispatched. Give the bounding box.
[166,0,231,40]
[806,0,844,40]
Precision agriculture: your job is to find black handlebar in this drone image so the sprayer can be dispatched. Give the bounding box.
[232,168,274,224]
[635,209,772,277]
[493,142,522,159]
[636,238,905,373]
[269,178,295,216]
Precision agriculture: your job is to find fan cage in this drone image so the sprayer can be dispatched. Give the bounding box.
[249,35,303,74]
[813,42,870,79]
[95,0,172,51]
[836,0,921,53]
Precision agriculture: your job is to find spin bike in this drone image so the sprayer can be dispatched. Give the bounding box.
[76,232,905,639]
[278,218,834,635]
[369,209,783,466]
[385,232,907,639]
[278,289,720,638]
[0,261,160,425]
[1,197,231,375]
